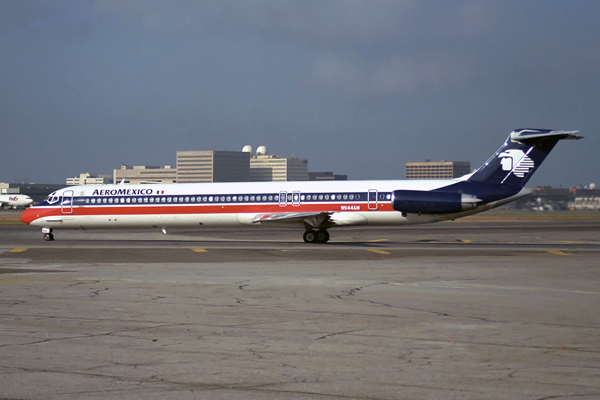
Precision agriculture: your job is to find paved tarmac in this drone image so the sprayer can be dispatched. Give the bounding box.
[1,218,599,399]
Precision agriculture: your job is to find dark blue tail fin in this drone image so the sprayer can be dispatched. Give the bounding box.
[468,129,582,187]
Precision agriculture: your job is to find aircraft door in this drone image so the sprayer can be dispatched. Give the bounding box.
[368,189,378,210]
[279,191,287,207]
[292,191,301,207]
[61,190,74,214]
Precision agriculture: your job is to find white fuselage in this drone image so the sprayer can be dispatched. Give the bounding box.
[0,194,33,208]
[20,178,527,231]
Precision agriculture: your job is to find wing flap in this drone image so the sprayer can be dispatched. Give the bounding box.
[253,211,331,228]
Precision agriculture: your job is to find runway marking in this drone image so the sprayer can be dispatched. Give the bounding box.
[367,249,391,255]
[561,241,586,244]
[7,248,28,253]
[191,248,208,253]
[368,239,388,243]
[459,239,472,243]
[547,250,571,256]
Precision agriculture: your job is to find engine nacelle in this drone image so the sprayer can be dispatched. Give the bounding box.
[392,190,481,214]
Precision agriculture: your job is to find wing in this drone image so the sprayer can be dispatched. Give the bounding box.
[253,211,332,229]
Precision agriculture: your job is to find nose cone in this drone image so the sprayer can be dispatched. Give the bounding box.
[24,196,33,206]
[20,207,38,225]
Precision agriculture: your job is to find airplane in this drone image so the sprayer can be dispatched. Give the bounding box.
[21,129,582,242]
[0,194,33,209]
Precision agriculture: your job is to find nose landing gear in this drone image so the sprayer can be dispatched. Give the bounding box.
[303,229,330,244]
[42,228,54,241]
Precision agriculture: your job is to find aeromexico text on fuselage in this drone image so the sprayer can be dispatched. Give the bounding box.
[93,188,155,196]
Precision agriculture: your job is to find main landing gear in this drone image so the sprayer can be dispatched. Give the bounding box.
[42,228,54,241]
[303,229,330,244]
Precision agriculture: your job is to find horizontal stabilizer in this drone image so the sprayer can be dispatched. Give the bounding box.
[510,129,583,143]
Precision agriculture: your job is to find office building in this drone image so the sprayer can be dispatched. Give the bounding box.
[308,171,347,181]
[66,173,112,186]
[113,165,177,184]
[405,161,471,180]
[176,151,250,183]
[250,155,308,181]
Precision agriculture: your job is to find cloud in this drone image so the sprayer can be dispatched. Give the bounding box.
[88,0,419,44]
[307,53,470,97]
[455,1,498,35]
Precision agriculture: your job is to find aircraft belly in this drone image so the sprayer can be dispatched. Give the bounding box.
[360,211,441,226]
[33,213,242,229]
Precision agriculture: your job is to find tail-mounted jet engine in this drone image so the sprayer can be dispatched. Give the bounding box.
[392,190,481,214]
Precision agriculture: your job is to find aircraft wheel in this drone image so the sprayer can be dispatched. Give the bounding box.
[316,229,330,244]
[303,230,317,243]
[43,233,54,241]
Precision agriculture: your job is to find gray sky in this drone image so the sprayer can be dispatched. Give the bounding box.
[1,0,598,187]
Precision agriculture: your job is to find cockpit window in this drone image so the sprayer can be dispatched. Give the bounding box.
[45,192,60,204]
